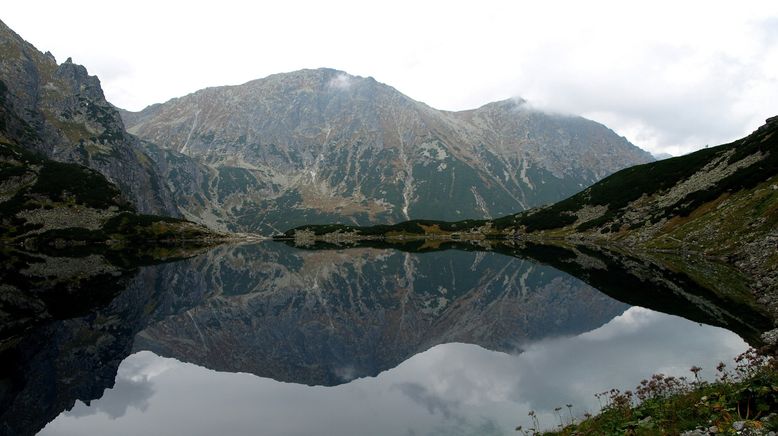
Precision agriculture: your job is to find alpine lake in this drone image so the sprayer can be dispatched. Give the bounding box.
[1,239,768,436]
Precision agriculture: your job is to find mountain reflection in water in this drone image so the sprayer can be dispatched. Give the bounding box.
[0,241,766,435]
[131,242,629,385]
[41,308,746,436]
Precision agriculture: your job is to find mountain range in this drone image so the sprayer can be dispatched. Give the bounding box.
[121,69,652,232]
[1,17,776,329]
[0,19,652,235]
[2,14,778,436]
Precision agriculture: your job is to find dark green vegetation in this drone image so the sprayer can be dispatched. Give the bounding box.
[540,350,778,435]
[282,218,496,237]
[512,146,727,232]
[509,115,778,234]
[101,212,213,242]
[0,142,220,246]
[29,159,130,211]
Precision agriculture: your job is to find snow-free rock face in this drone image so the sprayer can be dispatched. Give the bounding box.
[0,19,178,216]
[0,16,652,233]
[123,69,653,233]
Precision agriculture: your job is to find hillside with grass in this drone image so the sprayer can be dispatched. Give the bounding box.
[283,116,778,303]
[287,116,776,237]
[538,349,778,436]
[504,117,777,243]
[0,142,223,247]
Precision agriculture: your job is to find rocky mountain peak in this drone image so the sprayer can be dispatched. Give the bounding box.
[0,20,655,234]
[476,97,528,112]
[121,68,652,232]
[0,19,178,216]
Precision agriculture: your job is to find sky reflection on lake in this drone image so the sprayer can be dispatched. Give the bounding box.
[40,307,747,436]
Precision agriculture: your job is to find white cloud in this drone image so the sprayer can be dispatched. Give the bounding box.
[328,72,353,90]
[3,0,777,155]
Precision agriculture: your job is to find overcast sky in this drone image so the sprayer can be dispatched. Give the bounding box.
[4,1,777,155]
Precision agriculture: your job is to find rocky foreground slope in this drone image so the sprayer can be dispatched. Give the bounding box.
[122,68,652,232]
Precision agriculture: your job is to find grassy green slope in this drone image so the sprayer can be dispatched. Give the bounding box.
[0,142,220,246]
[504,115,778,235]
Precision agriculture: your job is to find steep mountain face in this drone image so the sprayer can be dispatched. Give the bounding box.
[0,142,219,246]
[304,115,775,265]
[122,68,652,233]
[0,19,178,216]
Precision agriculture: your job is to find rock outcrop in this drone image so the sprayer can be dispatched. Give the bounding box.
[0,19,178,216]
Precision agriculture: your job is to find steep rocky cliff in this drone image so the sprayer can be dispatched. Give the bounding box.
[122,69,653,233]
[0,19,178,216]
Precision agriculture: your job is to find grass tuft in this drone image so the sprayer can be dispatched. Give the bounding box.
[536,349,778,435]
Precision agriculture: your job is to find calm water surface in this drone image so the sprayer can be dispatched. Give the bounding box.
[41,309,745,436]
[0,242,754,435]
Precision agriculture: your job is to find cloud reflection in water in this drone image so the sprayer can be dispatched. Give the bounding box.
[41,307,747,436]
